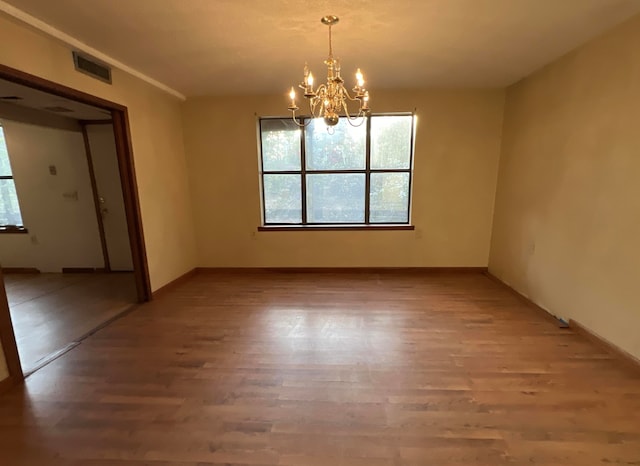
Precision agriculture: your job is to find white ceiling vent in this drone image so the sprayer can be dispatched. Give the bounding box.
[72,51,112,84]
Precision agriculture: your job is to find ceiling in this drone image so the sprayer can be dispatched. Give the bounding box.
[3,0,640,97]
[0,78,111,120]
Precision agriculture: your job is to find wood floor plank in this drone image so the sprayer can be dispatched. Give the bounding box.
[4,272,137,371]
[0,270,639,465]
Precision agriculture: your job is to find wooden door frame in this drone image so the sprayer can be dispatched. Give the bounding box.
[0,64,152,385]
[0,267,22,387]
[80,121,112,272]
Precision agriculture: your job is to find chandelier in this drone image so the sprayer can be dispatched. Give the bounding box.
[288,15,370,127]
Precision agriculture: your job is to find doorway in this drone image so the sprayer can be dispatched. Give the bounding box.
[0,64,150,381]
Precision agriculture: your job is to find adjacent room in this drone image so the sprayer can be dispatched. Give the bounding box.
[0,1,639,465]
[0,78,137,373]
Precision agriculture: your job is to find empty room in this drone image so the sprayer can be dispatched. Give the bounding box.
[0,78,138,374]
[0,1,639,465]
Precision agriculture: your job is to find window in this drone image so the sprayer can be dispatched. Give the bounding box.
[0,124,26,233]
[259,114,414,228]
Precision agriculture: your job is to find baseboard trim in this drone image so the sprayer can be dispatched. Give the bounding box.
[486,272,640,372]
[151,267,487,297]
[0,375,17,395]
[1,267,40,274]
[569,319,640,372]
[484,272,562,325]
[152,268,198,298]
[62,267,108,273]
[195,267,488,274]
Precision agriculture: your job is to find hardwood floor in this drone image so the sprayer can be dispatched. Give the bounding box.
[0,270,638,465]
[5,272,137,372]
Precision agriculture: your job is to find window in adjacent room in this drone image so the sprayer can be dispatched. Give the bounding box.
[258,114,415,227]
[0,123,26,233]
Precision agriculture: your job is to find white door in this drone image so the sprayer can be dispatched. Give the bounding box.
[86,124,133,271]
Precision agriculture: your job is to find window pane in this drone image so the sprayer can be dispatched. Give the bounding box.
[0,179,23,226]
[307,174,365,223]
[0,126,13,177]
[261,119,301,171]
[371,115,413,169]
[370,172,410,223]
[305,118,366,170]
[263,174,301,223]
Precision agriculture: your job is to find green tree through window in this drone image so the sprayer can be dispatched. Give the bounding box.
[0,124,24,228]
[259,114,414,225]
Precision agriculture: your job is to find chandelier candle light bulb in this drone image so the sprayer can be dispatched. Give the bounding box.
[288,15,371,127]
[356,69,364,87]
[288,87,298,111]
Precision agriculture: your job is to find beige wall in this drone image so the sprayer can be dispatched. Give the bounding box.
[0,14,196,379]
[0,120,104,271]
[489,15,640,359]
[0,14,196,287]
[182,90,505,267]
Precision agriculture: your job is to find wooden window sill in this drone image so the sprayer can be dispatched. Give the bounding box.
[258,225,415,232]
[0,226,28,234]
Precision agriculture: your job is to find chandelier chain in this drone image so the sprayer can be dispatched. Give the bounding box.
[328,25,333,58]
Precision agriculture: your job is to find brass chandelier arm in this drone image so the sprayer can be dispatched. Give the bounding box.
[288,109,312,127]
[341,100,367,127]
[341,87,365,102]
